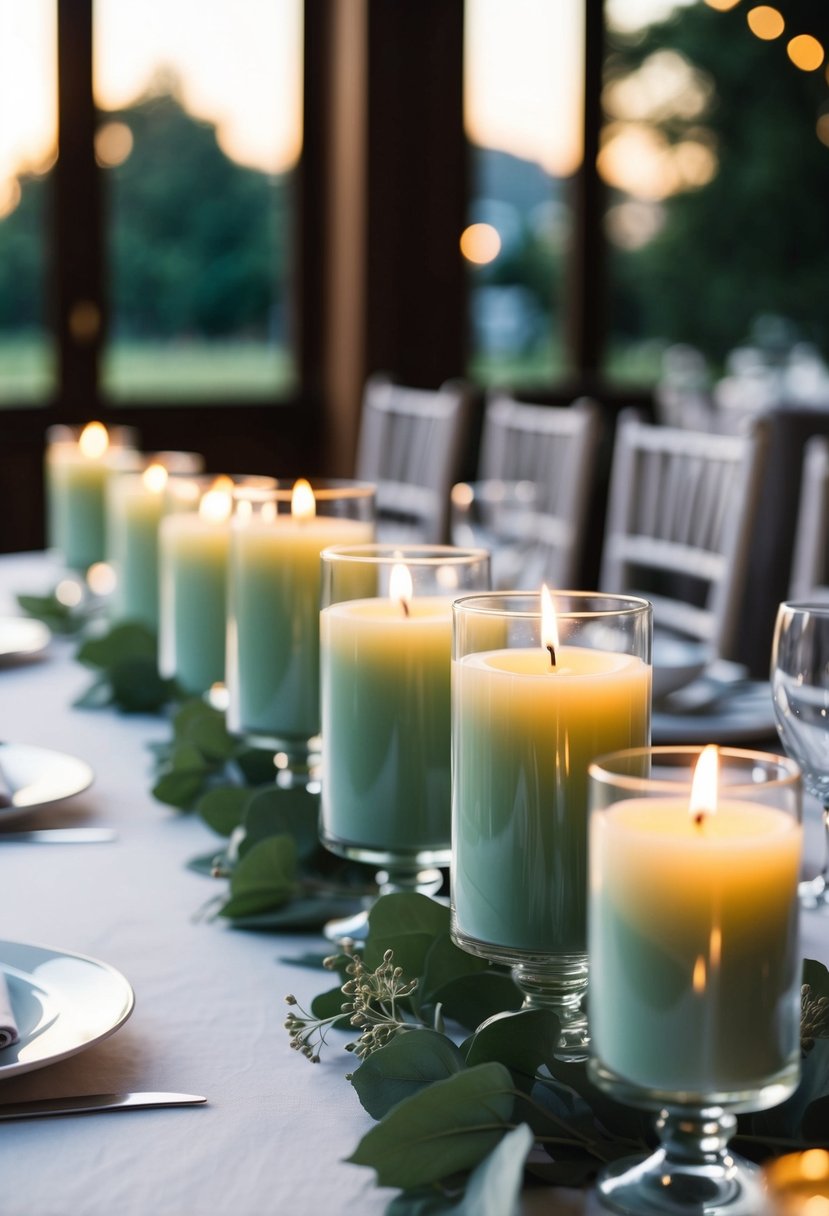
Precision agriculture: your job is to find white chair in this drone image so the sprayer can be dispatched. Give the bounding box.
[453,392,602,588]
[599,411,770,661]
[789,435,829,598]
[354,373,472,543]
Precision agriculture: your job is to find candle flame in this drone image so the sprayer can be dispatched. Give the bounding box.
[541,584,559,668]
[142,463,168,494]
[692,954,707,994]
[389,563,413,616]
[689,744,719,824]
[79,421,109,459]
[200,477,233,524]
[291,478,316,521]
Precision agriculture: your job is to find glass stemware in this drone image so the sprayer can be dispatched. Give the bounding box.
[588,746,802,1216]
[771,600,829,911]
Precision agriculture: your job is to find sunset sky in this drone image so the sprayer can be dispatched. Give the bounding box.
[0,0,692,200]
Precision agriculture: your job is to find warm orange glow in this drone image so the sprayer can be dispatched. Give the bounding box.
[142,463,168,493]
[800,1150,829,1181]
[540,584,559,665]
[199,478,233,523]
[0,178,21,220]
[788,34,824,72]
[389,563,413,614]
[818,113,829,147]
[692,955,707,993]
[291,478,315,521]
[460,223,502,265]
[79,421,109,459]
[95,120,134,167]
[689,744,719,821]
[709,925,722,968]
[747,6,784,39]
[704,0,741,10]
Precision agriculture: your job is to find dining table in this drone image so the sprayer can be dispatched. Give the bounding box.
[0,550,826,1216]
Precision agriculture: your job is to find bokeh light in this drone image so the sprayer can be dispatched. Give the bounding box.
[747,6,784,40]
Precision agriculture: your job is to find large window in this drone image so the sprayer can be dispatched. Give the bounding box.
[463,0,584,386]
[93,0,302,401]
[0,1,57,403]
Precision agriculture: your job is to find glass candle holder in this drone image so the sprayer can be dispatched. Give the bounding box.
[226,480,376,783]
[451,591,652,1058]
[320,544,490,935]
[588,745,803,1216]
[45,422,139,571]
[106,452,204,629]
[159,474,274,697]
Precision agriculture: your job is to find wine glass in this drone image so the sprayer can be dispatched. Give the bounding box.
[771,600,829,910]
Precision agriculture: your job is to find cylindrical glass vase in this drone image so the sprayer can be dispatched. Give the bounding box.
[451,590,652,1057]
[588,745,803,1216]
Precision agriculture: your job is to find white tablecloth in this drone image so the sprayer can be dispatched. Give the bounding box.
[0,553,825,1216]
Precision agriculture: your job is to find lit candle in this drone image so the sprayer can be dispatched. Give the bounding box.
[227,480,375,746]
[452,588,651,954]
[159,477,234,694]
[589,745,803,1091]
[107,462,169,627]
[321,562,456,853]
[46,422,132,570]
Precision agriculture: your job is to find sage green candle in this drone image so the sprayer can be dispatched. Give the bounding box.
[47,446,109,571]
[159,505,230,695]
[227,515,374,743]
[107,467,167,627]
[452,646,650,954]
[321,597,454,853]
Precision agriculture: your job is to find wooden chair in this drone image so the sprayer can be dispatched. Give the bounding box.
[789,434,829,598]
[599,411,770,661]
[454,392,602,588]
[354,373,472,543]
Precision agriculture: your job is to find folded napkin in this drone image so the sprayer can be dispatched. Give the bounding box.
[0,971,19,1048]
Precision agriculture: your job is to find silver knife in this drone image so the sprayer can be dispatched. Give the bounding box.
[0,828,117,844]
[0,1091,207,1120]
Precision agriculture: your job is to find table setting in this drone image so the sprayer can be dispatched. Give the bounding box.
[0,419,827,1215]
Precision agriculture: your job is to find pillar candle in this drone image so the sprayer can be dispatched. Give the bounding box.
[589,794,802,1092]
[321,596,453,852]
[46,423,137,570]
[228,509,374,743]
[452,646,650,954]
[107,463,169,628]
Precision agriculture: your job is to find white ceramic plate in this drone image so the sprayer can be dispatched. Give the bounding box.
[0,940,134,1078]
[0,618,51,661]
[0,743,94,815]
[651,635,712,700]
[652,682,779,745]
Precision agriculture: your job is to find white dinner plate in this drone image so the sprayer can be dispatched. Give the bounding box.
[651,635,712,700]
[0,618,51,661]
[652,682,779,745]
[0,743,94,816]
[0,940,134,1078]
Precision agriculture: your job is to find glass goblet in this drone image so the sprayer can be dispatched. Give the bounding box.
[771,600,829,911]
[588,745,802,1216]
[451,591,652,1060]
[319,544,491,938]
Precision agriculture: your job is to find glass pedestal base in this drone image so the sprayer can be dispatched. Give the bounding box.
[235,728,322,792]
[321,833,448,943]
[451,922,589,1061]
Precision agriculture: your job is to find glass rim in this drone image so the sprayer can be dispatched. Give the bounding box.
[233,478,376,504]
[777,599,829,617]
[589,744,802,796]
[452,590,652,620]
[321,543,490,565]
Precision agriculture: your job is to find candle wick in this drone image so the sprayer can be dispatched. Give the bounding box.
[694,812,705,829]
[400,599,410,618]
[546,643,556,669]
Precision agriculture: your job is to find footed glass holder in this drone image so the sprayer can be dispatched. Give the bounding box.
[588,745,803,1214]
[451,591,652,1061]
[320,544,491,941]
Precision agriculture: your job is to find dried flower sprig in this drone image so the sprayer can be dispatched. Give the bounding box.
[284,940,420,1066]
[801,982,829,1055]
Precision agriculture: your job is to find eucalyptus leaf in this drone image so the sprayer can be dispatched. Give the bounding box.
[233,748,280,785]
[186,851,224,877]
[76,621,157,669]
[198,785,252,837]
[430,972,522,1032]
[242,784,321,861]
[749,1038,829,1142]
[152,767,211,810]
[185,710,237,761]
[803,958,829,1002]
[463,1008,562,1092]
[364,894,450,975]
[109,656,173,712]
[350,1029,467,1119]
[347,1061,515,1189]
[73,676,113,709]
[224,896,365,930]
[420,934,488,1004]
[219,834,298,918]
[17,592,87,635]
